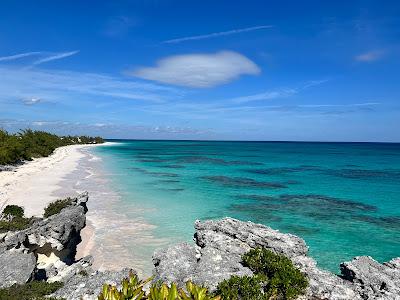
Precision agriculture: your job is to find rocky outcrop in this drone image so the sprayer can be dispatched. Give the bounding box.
[51,268,133,300]
[0,193,92,285]
[340,256,400,299]
[0,251,36,288]
[153,218,400,300]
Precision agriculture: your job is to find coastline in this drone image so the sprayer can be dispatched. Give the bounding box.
[0,141,161,276]
[0,144,103,217]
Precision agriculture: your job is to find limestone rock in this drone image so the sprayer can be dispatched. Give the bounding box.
[340,256,400,299]
[0,192,88,259]
[51,268,132,300]
[0,251,36,288]
[153,217,361,299]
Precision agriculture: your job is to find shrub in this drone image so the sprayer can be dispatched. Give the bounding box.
[0,280,63,300]
[2,205,24,219]
[98,272,220,300]
[0,129,104,165]
[43,198,73,218]
[215,275,266,300]
[242,248,308,299]
[0,217,31,233]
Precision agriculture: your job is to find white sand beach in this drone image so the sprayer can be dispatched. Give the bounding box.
[0,142,163,276]
[0,144,101,217]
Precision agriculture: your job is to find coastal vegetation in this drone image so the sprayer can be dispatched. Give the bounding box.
[98,273,220,300]
[43,198,74,218]
[0,204,31,233]
[0,129,104,165]
[98,249,308,300]
[0,281,63,300]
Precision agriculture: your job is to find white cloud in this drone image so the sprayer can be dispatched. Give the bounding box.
[22,97,42,105]
[163,25,273,44]
[0,52,42,62]
[230,80,328,104]
[31,50,79,66]
[130,51,260,88]
[231,89,297,103]
[0,66,181,103]
[355,50,385,62]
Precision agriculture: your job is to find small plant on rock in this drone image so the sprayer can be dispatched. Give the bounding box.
[43,198,73,218]
[98,273,220,300]
[0,280,63,300]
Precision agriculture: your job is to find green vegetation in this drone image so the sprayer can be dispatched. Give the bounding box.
[99,249,307,300]
[0,129,104,165]
[43,198,73,218]
[0,205,31,233]
[98,272,220,300]
[0,280,63,300]
[215,275,266,300]
[216,248,308,300]
[2,205,24,219]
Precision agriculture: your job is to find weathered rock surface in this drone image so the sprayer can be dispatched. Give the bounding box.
[0,251,36,288]
[51,268,132,300]
[0,192,90,287]
[153,218,400,300]
[340,256,400,299]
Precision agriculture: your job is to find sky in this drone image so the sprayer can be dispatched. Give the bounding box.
[0,0,399,142]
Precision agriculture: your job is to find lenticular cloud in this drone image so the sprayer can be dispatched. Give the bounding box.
[130,51,261,88]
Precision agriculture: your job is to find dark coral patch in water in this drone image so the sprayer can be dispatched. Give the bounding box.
[128,167,179,178]
[159,164,185,169]
[244,165,322,176]
[353,215,400,230]
[233,194,377,219]
[322,168,400,180]
[177,156,263,166]
[201,176,287,189]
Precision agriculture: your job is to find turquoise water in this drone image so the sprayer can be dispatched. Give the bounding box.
[93,141,400,273]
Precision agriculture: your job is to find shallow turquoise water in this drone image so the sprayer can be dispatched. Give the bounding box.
[93,141,400,273]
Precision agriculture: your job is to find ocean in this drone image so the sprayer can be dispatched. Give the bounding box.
[90,140,400,275]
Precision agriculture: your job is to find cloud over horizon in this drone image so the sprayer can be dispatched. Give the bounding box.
[130,51,261,88]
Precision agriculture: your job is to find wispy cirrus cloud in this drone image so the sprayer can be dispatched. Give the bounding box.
[162,25,273,44]
[230,79,329,104]
[0,52,42,62]
[0,50,79,66]
[355,50,385,62]
[130,51,260,88]
[31,50,79,66]
[0,66,181,104]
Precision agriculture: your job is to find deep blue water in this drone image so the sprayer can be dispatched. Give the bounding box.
[93,140,400,273]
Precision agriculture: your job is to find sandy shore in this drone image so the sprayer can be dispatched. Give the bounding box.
[0,141,163,276]
[0,144,102,217]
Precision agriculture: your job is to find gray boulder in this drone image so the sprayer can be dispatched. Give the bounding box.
[340,256,400,299]
[0,251,36,288]
[51,268,133,300]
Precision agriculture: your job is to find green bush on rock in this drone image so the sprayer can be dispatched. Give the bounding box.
[99,248,307,300]
[98,272,220,300]
[43,198,73,218]
[0,281,63,300]
[2,205,24,219]
[215,275,266,300]
[0,205,31,233]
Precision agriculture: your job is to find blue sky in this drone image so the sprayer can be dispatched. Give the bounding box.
[0,0,399,141]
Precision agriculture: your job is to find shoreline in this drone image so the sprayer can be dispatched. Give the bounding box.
[0,144,107,217]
